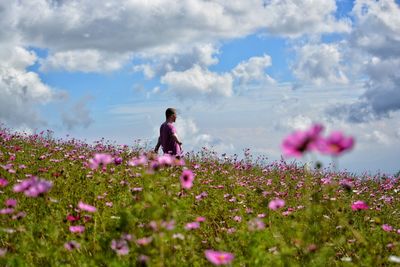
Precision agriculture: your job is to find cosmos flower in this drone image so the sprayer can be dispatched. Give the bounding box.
[111,239,129,255]
[281,124,323,158]
[204,250,234,265]
[318,131,354,156]
[64,240,81,251]
[268,198,285,210]
[13,176,52,197]
[89,153,113,170]
[69,225,85,233]
[180,169,195,189]
[78,201,97,213]
[351,200,369,211]
[185,222,200,230]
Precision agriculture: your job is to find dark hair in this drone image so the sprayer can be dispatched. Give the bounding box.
[165,108,176,119]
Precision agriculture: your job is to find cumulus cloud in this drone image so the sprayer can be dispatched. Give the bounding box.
[232,54,275,86]
[7,0,351,74]
[175,117,234,154]
[161,65,233,100]
[133,43,219,79]
[262,0,351,37]
[0,46,61,128]
[328,0,400,122]
[40,50,132,73]
[292,43,349,86]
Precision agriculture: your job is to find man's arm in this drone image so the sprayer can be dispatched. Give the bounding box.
[172,134,182,146]
[154,136,161,153]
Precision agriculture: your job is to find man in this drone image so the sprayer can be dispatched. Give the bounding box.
[154,108,182,157]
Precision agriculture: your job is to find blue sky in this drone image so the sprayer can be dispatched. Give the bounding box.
[1,0,400,175]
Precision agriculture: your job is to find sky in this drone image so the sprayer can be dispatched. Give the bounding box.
[1,0,400,175]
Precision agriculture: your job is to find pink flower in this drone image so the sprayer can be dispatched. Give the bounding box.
[282,124,323,157]
[78,201,97,213]
[233,216,242,222]
[114,157,123,165]
[351,200,369,211]
[69,225,85,233]
[128,155,147,167]
[5,199,17,208]
[382,224,393,232]
[0,178,8,187]
[318,131,354,156]
[105,202,113,207]
[268,198,285,210]
[13,176,52,197]
[205,250,234,265]
[180,169,195,189]
[64,240,81,251]
[111,239,129,255]
[0,208,14,214]
[195,216,206,222]
[66,214,80,222]
[136,237,153,246]
[89,153,113,170]
[185,222,200,230]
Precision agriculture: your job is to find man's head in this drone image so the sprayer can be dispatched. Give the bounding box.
[165,108,177,122]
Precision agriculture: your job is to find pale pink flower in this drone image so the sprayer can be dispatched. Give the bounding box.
[136,237,153,246]
[233,216,242,222]
[13,176,52,197]
[69,225,85,233]
[205,250,234,265]
[78,201,97,213]
[180,169,195,189]
[89,153,113,170]
[268,198,285,210]
[105,202,113,207]
[248,218,266,231]
[64,240,81,251]
[111,239,129,255]
[185,222,200,230]
[351,200,369,211]
[0,208,14,214]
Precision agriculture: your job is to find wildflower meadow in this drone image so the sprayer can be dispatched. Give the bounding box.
[1,124,400,266]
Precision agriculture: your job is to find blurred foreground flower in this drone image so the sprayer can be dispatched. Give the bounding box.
[180,169,195,189]
[281,124,323,157]
[111,238,129,255]
[13,176,52,197]
[89,153,113,170]
[318,131,354,156]
[64,240,80,251]
[205,250,234,265]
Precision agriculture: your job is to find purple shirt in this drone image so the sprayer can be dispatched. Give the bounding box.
[160,122,181,156]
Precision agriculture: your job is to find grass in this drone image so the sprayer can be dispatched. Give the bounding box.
[0,127,399,266]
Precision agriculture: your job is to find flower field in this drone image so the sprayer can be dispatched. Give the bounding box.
[1,126,400,266]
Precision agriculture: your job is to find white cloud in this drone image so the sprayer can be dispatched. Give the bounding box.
[40,50,132,73]
[61,96,94,130]
[262,0,351,37]
[232,54,275,86]
[161,65,233,100]
[292,43,349,85]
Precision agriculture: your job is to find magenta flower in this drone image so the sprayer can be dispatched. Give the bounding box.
[185,222,200,230]
[351,200,369,211]
[180,169,195,189]
[318,131,354,156]
[64,240,81,251]
[114,157,123,165]
[128,155,148,167]
[13,176,52,197]
[382,224,393,232]
[69,225,85,233]
[0,178,8,187]
[281,124,323,157]
[205,250,234,265]
[78,201,97,213]
[111,239,129,255]
[5,199,17,208]
[89,153,113,170]
[195,216,206,222]
[268,198,285,210]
